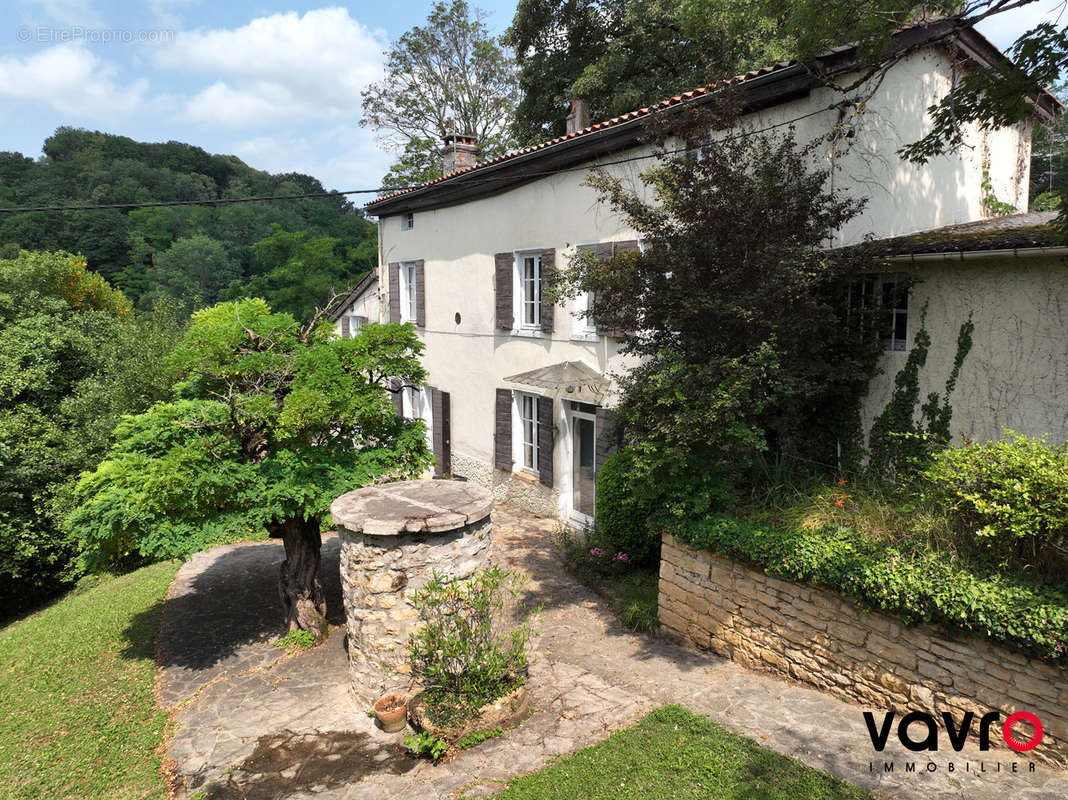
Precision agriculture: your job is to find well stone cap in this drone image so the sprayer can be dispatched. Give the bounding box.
[330,479,493,536]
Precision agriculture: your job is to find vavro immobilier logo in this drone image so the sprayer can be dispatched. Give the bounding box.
[864,709,1043,775]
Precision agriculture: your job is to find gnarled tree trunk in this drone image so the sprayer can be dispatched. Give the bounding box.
[270,515,328,641]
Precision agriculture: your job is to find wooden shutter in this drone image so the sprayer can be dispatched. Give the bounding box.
[390,377,404,416]
[595,406,618,473]
[431,387,451,479]
[415,259,426,328]
[539,248,555,334]
[494,253,513,331]
[388,262,401,324]
[340,315,350,338]
[537,396,554,487]
[494,388,512,470]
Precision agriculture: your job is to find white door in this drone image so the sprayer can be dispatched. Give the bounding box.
[567,404,597,525]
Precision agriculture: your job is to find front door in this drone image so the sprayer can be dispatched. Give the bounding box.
[568,404,597,525]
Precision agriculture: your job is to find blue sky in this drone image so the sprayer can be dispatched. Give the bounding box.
[0,1,1063,193]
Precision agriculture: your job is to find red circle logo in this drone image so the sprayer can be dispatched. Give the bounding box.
[1002,712,1043,752]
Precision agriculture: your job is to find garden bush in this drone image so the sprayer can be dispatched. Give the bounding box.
[669,514,1068,662]
[595,448,660,565]
[408,565,538,727]
[918,432,1068,575]
[596,446,738,566]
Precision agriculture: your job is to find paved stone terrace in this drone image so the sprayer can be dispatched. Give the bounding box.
[156,505,1068,800]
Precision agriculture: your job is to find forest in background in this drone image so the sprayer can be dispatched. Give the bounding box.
[0,127,376,320]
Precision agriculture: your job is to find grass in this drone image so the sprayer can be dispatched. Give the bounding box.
[480,704,871,798]
[0,561,179,800]
[554,526,659,633]
[479,705,875,800]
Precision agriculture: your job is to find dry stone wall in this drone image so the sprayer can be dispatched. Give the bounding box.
[658,534,1068,767]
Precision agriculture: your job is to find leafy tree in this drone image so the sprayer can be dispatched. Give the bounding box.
[0,128,378,310]
[139,234,241,311]
[558,124,886,508]
[506,0,793,144]
[1030,81,1068,209]
[0,251,181,618]
[361,0,520,183]
[227,226,371,321]
[68,300,431,638]
[381,137,447,190]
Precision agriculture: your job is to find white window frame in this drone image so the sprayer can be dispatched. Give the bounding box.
[400,212,414,231]
[347,314,365,335]
[570,242,600,341]
[402,386,433,449]
[512,250,542,333]
[883,279,910,353]
[848,274,909,353]
[512,391,540,475]
[399,261,417,324]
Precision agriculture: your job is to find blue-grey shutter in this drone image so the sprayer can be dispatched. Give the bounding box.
[415,259,426,328]
[537,396,554,487]
[495,253,513,330]
[494,388,512,470]
[388,262,401,324]
[539,248,555,334]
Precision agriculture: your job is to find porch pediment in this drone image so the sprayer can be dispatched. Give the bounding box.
[503,361,608,395]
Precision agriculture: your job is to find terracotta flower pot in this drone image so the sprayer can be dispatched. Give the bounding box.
[373,693,409,733]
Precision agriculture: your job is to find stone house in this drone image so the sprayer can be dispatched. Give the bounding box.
[334,23,1061,522]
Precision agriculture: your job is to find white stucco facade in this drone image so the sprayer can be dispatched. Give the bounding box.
[365,42,1053,522]
[860,251,1068,445]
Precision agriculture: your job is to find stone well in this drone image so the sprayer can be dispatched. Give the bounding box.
[330,479,493,706]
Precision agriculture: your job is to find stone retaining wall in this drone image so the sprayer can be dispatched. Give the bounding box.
[659,534,1068,767]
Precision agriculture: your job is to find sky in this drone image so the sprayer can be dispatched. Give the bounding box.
[0,1,1064,193]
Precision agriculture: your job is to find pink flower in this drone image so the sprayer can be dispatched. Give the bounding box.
[613,552,630,563]
[589,547,605,558]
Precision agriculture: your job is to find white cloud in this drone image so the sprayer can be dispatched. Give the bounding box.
[0,42,147,117]
[156,7,388,129]
[229,125,393,192]
[22,0,105,28]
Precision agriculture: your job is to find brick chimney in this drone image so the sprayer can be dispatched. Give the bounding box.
[566,98,590,135]
[441,133,478,175]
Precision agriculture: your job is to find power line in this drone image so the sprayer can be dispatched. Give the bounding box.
[0,101,849,215]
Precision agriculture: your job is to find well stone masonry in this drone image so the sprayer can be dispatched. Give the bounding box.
[658,534,1068,767]
[331,480,493,706]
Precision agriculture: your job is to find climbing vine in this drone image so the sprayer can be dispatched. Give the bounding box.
[868,306,975,479]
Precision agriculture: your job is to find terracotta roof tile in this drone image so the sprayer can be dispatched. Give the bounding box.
[366,58,801,208]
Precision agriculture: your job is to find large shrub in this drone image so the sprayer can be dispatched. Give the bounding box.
[408,566,537,727]
[596,445,739,565]
[595,448,660,565]
[919,432,1068,574]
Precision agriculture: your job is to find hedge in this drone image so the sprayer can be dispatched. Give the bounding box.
[669,515,1068,664]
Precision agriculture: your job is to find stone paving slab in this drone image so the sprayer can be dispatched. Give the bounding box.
[158,503,1068,800]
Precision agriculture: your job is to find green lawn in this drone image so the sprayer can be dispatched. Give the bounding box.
[0,561,179,800]
[482,705,876,800]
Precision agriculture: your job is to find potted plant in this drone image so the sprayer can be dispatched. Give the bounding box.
[373,692,409,732]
